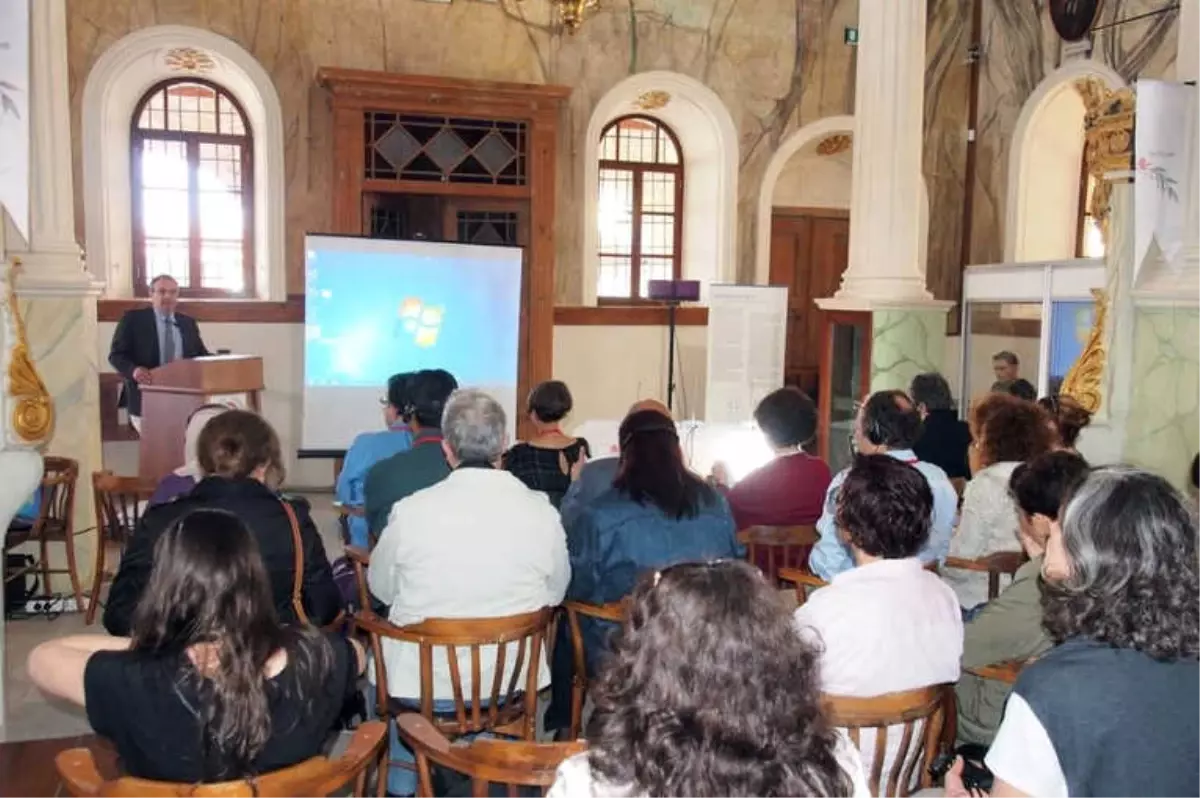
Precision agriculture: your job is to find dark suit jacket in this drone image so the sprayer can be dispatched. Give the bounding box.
[108,306,208,416]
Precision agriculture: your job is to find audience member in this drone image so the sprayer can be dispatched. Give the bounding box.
[809,391,957,579]
[955,451,1088,747]
[795,454,962,785]
[947,394,1055,609]
[148,403,232,506]
[367,389,569,795]
[503,380,591,508]
[991,378,1036,402]
[559,398,669,529]
[105,410,341,636]
[1037,394,1091,452]
[30,509,363,783]
[363,369,457,537]
[952,467,1199,797]
[713,386,831,531]
[549,560,867,797]
[910,373,971,480]
[545,408,740,735]
[335,372,415,548]
[991,351,1019,383]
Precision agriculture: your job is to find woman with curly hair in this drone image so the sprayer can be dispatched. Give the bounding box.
[548,560,868,797]
[947,466,1199,797]
[947,393,1056,610]
[1036,394,1092,452]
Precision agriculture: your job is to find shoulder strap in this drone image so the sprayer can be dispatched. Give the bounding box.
[280,498,310,625]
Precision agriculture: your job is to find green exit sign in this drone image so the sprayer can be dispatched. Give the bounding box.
[844,26,859,45]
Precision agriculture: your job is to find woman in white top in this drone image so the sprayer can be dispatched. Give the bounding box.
[547,560,868,798]
[946,394,1054,610]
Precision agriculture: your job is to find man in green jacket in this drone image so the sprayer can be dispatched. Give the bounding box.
[956,451,1089,746]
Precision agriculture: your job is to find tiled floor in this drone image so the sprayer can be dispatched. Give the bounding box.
[1,491,345,744]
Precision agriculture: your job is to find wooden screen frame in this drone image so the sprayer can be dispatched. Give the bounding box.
[317,70,569,441]
[817,310,873,463]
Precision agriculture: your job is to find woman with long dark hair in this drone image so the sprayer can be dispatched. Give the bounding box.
[544,408,740,736]
[549,560,866,796]
[29,509,364,782]
[948,466,1199,797]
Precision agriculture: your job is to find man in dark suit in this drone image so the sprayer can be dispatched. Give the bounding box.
[108,274,209,432]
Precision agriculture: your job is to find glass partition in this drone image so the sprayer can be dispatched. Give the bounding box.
[825,317,869,475]
[1047,300,1096,396]
[964,301,1043,404]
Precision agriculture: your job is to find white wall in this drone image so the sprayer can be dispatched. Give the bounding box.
[1011,88,1087,262]
[772,151,852,209]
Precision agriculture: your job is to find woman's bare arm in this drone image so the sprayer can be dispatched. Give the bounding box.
[27,635,131,707]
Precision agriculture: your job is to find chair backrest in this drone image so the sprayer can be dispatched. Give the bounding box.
[563,599,628,738]
[54,720,387,797]
[777,566,828,607]
[92,472,154,545]
[941,551,1026,600]
[39,456,80,532]
[356,607,554,739]
[824,684,951,798]
[399,713,585,797]
[737,525,818,583]
[344,545,372,613]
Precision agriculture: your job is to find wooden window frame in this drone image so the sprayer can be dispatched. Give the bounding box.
[1074,153,1089,259]
[596,114,684,304]
[130,77,256,299]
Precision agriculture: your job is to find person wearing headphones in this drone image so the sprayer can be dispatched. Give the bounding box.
[808,390,958,580]
[363,369,458,539]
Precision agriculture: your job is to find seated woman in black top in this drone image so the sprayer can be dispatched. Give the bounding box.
[28,509,364,783]
[503,380,590,508]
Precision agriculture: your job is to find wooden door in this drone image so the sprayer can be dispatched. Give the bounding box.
[768,209,850,399]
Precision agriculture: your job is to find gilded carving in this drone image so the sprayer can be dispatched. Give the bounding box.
[516,0,598,33]
[1060,288,1109,414]
[5,259,54,444]
[816,133,851,156]
[1074,78,1135,252]
[164,46,216,73]
[634,90,671,111]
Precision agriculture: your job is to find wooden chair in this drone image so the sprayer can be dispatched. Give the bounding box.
[54,720,388,797]
[964,659,1025,684]
[399,713,585,797]
[4,456,83,609]
[778,566,828,607]
[949,477,967,503]
[337,504,368,548]
[737,525,818,584]
[942,551,1026,601]
[824,684,952,797]
[345,545,373,613]
[563,599,627,739]
[88,472,155,625]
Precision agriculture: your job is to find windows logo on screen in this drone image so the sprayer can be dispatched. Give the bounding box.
[398,297,444,348]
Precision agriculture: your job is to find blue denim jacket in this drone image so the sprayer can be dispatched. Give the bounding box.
[336,426,412,547]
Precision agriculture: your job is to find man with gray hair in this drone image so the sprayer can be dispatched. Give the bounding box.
[367,388,570,796]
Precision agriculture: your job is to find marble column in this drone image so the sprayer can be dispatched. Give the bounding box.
[816,0,953,389]
[7,0,105,601]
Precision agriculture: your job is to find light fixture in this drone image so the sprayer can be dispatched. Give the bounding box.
[519,0,598,34]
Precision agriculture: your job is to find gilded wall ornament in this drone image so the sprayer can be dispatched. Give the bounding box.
[4,259,53,444]
[1074,78,1135,251]
[634,90,671,111]
[164,46,216,73]
[1060,288,1108,414]
[816,133,852,156]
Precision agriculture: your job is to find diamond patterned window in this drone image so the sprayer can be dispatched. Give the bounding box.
[131,79,254,297]
[596,116,684,300]
[365,112,527,185]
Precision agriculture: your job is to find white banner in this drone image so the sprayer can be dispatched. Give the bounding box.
[1134,79,1198,275]
[704,284,788,424]
[0,0,29,244]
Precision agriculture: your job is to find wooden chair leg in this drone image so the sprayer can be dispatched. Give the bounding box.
[86,529,106,625]
[39,537,50,597]
[63,533,84,612]
[376,745,388,798]
[569,681,583,740]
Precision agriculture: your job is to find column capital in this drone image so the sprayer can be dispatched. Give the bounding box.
[815,295,955,314]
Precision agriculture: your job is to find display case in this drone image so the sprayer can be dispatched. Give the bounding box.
[818,311,872,474]
[959,258,1105,409]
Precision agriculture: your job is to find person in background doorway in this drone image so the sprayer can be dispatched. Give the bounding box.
[910,372,972,480]
[503,380,591,509]
[991,351,1020,383]
[108,274,209,434]
[148,403,234,506]
[336,372,414,548]
[363,369,458,538]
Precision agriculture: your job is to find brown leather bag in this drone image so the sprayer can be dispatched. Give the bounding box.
[280,499,346,633]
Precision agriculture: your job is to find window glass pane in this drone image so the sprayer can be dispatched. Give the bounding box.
[599,128,618,160]
[597,168,634,255]
[638,257,674,298]
[144,239,191,287]
[139,139,190,241]
[640,214,674,257]
[616,118,659,164]
[657,132,679,164]
[641,171,676,213]
[218,94,247,136]
[198,142,246,292]
[200,241,245,293]
[598,256,632,298]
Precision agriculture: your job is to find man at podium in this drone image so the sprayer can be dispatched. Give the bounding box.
[109,274,210,433]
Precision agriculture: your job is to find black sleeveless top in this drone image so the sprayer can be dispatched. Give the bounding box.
[503,439,591,509]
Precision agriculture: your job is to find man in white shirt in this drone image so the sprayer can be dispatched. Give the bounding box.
[795,453,962,789]
[368,388,570,794]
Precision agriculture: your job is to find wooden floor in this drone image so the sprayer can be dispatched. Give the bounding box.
[0,734,116,797]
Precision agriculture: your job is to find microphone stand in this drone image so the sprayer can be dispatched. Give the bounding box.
[666,298,679,412]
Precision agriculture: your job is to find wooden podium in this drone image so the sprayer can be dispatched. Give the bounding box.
[138,355,264,483]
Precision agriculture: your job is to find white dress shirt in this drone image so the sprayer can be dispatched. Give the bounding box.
[794,557,963,792]
[546,731,871,797]
[367,467,571,700]
[946,461,1022,609]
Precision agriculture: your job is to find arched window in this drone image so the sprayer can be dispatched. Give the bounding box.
[131,79,254,297]
[1075,154,1106,258]
[596,116,683,300]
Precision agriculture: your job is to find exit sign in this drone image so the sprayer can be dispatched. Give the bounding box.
[844,26,859,45]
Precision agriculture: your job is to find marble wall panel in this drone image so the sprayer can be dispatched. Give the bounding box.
[870,308,949,394]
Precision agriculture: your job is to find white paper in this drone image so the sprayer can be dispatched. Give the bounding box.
[0,0,29,243]
[1134,80,1198,276]
[704,284,788,423]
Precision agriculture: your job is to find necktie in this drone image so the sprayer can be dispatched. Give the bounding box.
[162,317,176,364]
